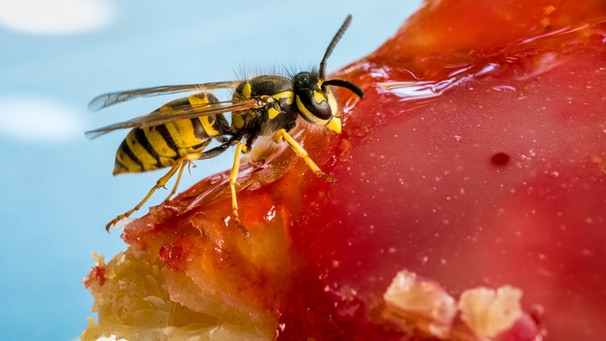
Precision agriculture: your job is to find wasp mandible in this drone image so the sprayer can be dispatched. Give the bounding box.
[87,15,364,235]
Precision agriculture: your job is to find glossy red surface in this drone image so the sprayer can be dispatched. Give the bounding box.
[99,1,606,339]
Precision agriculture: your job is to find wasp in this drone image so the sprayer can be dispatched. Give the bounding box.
[87,15,364,234]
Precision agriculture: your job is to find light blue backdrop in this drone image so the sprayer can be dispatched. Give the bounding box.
[0,1,421,340]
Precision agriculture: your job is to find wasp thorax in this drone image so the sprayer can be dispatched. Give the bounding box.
[293,72,336,123]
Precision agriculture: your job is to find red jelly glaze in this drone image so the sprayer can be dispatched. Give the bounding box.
[118,0,606,340]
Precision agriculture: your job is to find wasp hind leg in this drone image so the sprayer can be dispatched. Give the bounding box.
[164,142,231,201]
[273,129,336,183]
[105,142,232,232]
[164,159,188,202]
[106,158,187,231]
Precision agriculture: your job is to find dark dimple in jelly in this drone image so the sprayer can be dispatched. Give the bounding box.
[491,152,510,166]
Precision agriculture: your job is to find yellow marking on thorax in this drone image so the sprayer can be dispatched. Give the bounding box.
[273,91,295,105]
[233,113,245,129]
[268,91,294,120]
[268,107,280,119]
[242,82,252,99]
[188,94,208,107]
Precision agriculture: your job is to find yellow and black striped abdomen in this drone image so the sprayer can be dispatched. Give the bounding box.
[113,93,228,175]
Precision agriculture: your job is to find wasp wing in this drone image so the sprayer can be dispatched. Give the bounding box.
[85,97,262,139]
[88,81,243,111]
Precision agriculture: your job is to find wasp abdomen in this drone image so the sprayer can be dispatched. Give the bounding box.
[113,93,228,175]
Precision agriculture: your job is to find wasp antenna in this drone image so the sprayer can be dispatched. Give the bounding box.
[319,14,353,80]
[323,78,365,98]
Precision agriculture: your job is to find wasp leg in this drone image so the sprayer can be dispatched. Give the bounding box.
[164,159,189,202]
[106,158,186,231]
[273,129,336,183]
[229,142,251,237]
[215,135,230,144]
[164,142,231,202]
[107,143,233,232]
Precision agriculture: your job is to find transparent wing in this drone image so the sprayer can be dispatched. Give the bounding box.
[88,81,243,111]
[85,97,263,139]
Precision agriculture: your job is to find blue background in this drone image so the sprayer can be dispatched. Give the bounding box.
[0,1,420,340]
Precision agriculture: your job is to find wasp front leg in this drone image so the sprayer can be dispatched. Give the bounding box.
[273,128,336,183]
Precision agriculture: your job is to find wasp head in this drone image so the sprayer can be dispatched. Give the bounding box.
[291,15,364,134]
[293,72,363,134]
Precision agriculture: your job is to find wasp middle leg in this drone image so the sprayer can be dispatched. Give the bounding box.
[229,142,251,237]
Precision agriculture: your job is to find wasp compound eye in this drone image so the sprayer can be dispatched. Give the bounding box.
[297,88,332,120]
